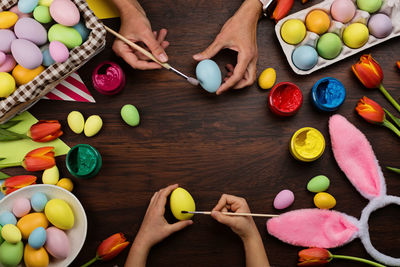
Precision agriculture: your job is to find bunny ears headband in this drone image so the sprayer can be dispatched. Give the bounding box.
[267,115,399,266]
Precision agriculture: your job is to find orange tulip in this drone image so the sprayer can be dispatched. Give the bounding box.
[298,248,331,266]
[28,120,63,142]
[0,147,56,171]
[397,61,400,70]
[356,96,385,123]
[271,0,294,22]
[0,175,36,195]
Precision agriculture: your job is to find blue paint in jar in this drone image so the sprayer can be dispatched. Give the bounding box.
[311,77,346,112]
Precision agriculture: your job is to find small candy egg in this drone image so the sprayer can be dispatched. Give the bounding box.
[73,21,90,42]
[33,5,52,24]
[0,29,16,53]
[41,46,55,67]
[258,68,276,89]
[0,55,16,72]
[292,45,318,71]
[280,19,306,45]
[196,59,221,93]
[39,0,53,6]
[314,192,336,209]
[1,224,22,243]
[368,13,393,39]
[48,24,83,49]
[17,213,49,239]
[0,225,3,243]
[0,51,5,65]
[67,110,85,134]
[11,39,43,70]
[56,178,74,192]
[0,241,23,267]
[45,227,70,259]
[50,0,80,26]
[24,244,49,267]
[343,23,369,49]
[42,165,59,185]
[305,10,330,35]
[14,17,48,46]
[44,199,74,230]
[0,11,18,29]
[12,198,31,218]
[28,227,46,249]
[273,189,294,210]
[0,211,17,226]
[357,0,382,13]
[330,0,356,23]
[49,40,69,63]
[307,175,330,192]
[31,192,48,212]
[316,33,342,60]
[170,187,195,220]
[84,115,103,137]
[121,104,140,127]
[0,72,16,98]
[9,5,33,18]
[18,0,39,13]
[12,65,45,86]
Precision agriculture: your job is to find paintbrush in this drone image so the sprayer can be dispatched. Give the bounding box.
[104,25,199,86]
[181,211,279,218]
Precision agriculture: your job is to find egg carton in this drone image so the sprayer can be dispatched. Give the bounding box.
[0,0,106,124]
[275,0,400,75]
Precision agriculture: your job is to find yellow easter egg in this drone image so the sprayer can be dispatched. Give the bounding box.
[343,23,369,49]
[170,187,195,220]
[17,213,49,239]
[313,192,336,209]
[67,111,85,134]
[305,10,331,35]
[0,11,18,29]
[280,19,306,45]
[39,0,53,6]
[42,165,59,185]
[24,244,49,267]
[258,68,276,90]
[84,115,103,137]
[12,65,45,86]
[57,178,74,192]
[44,199,74,230]
[0,72,16,98]
[1,224,22,244]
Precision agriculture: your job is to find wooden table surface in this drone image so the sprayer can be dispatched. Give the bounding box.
[7,0,400,266]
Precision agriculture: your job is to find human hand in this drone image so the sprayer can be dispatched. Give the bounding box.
[193,0,262,95]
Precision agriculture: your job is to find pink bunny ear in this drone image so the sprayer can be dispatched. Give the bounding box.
[267,209,359,248]
[329,115,386,200]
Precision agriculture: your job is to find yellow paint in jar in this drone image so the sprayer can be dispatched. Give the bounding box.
[290,127,325,162]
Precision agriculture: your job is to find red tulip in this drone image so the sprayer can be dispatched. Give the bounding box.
[22,147,55,171]
[271,0,294,22]
[397,61,400,70]
[0,175,36,195]
[352,54,383,89]
[28,120,63,142]
[356,96,385,124]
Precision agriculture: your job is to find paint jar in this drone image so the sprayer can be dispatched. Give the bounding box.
[268,82,303,116]
[92,61,126,95]
[311,77,346,112]
[66,144,102,178]
[290,127,325,162]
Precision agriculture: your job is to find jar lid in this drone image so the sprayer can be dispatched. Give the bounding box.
[268,82,303,116]
[311,77,346,112]
[290,127,325,162]
[66,144,102,179]
[92,61,126,95]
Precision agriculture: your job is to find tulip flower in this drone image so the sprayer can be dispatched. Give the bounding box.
[352,54,400,113]
[271,0,294,22]
[0,175,36,195]
[0,147,55,171]
[28,120,63,142]
[81,233,130,267]
[298,248,385,266]
[397,61,400,70]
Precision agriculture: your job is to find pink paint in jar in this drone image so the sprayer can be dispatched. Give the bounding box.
[92,61,125,95]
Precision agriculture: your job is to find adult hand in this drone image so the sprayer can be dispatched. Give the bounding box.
[193,0,262,95]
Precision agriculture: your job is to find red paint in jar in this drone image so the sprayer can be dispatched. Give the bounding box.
[92,61,126,95]
[268,82,303,116]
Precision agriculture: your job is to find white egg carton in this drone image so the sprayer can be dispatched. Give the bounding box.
[275,0,400,75]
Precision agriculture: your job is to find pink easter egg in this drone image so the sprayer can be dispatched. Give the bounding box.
[50,0,80,26]
[49,40,69,63]
[0,51,6,65]
[331,0,356,23]
[45,227,70,259]
[12,197,31,217]
[0,54,16,72]
[0,29,16,53]
[9,5,32,18]
[273,189,295,210]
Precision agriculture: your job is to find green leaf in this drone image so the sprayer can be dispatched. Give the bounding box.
[387,166,400,175]
[0,128,30,141]
[384,109,400,129]
[0,120,22,129]
[0,171,10,180]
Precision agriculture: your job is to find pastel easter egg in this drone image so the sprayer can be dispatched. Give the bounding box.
[14,17,48,46]
[84,115,103,137]
[121,104,140,127]
[9,5,33,18]
[307,175,330,193]
[357,0,382,13]
[1,224,22,243]
[40,44,55,67]
[280,19,306,45]
[45,226,70,259]
[42,165,59,185]
[258,68,276,90]
[196,59,222,93]
[67,111,84,134]
[0,241,23,267]
[0,225,3,244]
[44,199,74,230]
[273,189,294,210]
[49,40,69,63]
[48,24,82,49]
[33,5,52,24]
[17,213,49,239]
[11,39,43,70]
[316,33,342,60]
[24,244,49,267]
[368,13,393,39]
[170,187,195,220]
[0,11,18,29]
[305,10,331,35]
[0,72,16,98]
[18,0,39,13]
[56,178,74,192]
[73,21,90,42]
[314,192,336,209]
[12,198,31,218]
[39,0,53,6]
[31,192,48,212]
[12,65,45,86]
[330,0,356,23]
[28,227,46,249]
[50,0,80,26]
[0,211,17,226]
[292,45,318,71]
[0,29,16,53]
[343,23,369,49]
[0,51,5,65]
[0,55,16,72]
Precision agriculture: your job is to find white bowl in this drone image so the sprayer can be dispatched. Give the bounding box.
[0,184,87,267]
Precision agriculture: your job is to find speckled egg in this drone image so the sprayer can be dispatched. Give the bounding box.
[11,39,43,69]
[84,115,103,137]
[280,19,306,45]
[0,211,17,226]
[45,226,70,259]
[292,45,318,71]
[50,0,80,26]
[28,227,46,249]
[305,10,330,35]
[170,187,195,220]
[31,192,48,212]
[330,0,356,23]
[273,189,295,210]
[18,0,39,13]
[12,64,45,85]
[0,11,18,29]
[368,13,392,38]
[196,59,222,93]
[24,244,49,267]
[343,23,369,49]
[0,55,16,72]
[12,198,31,218]
[0,29,16,53]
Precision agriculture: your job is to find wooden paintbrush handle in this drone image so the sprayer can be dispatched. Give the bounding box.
[189,211,278,218]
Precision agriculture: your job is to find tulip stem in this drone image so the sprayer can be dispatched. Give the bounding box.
[379,84,400,113]
[384,108,400,129]
[0,162,22,170]
[387,166,400,174]
[80,256,100,267]
[332,255,385,267]
[382,119,400,138]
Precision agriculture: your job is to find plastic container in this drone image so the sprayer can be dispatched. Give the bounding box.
[92,61,125,95]
[66,144,102,179]
[290,127,325,162]
[311,77,346,111]
[268,82,303,116]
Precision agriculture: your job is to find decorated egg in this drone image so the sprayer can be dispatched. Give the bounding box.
[121,104,140,127]
[9,5,33,18]
[314,192,336,209]
[170,187,195,220]
[67,110,85,134]
[42,165,59,185]
[0,225,2,243]
[1,224,22,243]
[45,226,70,259]
[0,51,5,65]
[292,45,318,71]
[44,199,74,230]
[39,0,53,6]
[24,244,49,267]
[41,46,55,67]
[0,241,23,267]
[0,29,16,53]
[18,0,39,13]
[305,10,330,35]
[84,115,103,137]
[31,192,48,212]
[330,0,356,23]
[17,212,49,239]
[28,227,46,249]
[357,0,382,13]
[368,13,392,39]
[12,198,31,218]
[49,40,69,63]
[12,65,45,85]
[196,59,221,93]
[50,0,80,26]
[0,55,16,72]
[316,33,342,59]
[11,39,43,69]
[33,5,52,24]
[343,23,369,49]
[73,21,90,42]
[280,19,306,45]
[48,23,83,49]
[258,68,276,89]
[56,178,74,192]
[0,72,16,98]
[273,189,294,210]
[307,175,330,192]
[0,211,17,226]
[14,17,47,45]
[0,11,18,29]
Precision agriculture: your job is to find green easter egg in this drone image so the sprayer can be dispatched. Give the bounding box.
[33,6,52,24]
[48,24,83,49]
[357,0,382,13]
[121,104,140,127]
[0,241,23,267]
[39,0,53,7]
[307,175,330,193]
[317,33,342,60]
[0,225,3,245]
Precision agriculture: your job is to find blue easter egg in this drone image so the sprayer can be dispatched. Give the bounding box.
[292,45,318,71]
[73,21,90,42]
[28,227,47,249]
[18,0,39,13]
[0,211,17,226]
[31,192,48,212]
[42,48,55,67]
[196,59,222,93]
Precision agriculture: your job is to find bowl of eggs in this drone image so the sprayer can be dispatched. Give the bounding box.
[276,0,400,75]
[0,184,87,267]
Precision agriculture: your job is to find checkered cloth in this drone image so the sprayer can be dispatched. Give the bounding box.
[0,0,106,123]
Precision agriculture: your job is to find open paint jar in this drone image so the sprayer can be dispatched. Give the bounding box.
[311,77,346,111]
[268,82,303,116]
[66,144,102,178]
[290,127,325,162]
[92,61,126,95]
